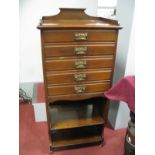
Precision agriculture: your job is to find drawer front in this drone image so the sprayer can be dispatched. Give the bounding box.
[43,30,117,43]
[46,70,112,85]
[45,57,114,71]
[47,92,104,102]
[44,43,115,57]
[47,82,111,96]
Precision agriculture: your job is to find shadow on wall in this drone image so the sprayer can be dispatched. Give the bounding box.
[108,0,135,129]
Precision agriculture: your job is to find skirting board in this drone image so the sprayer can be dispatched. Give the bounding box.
[33,103,47,122]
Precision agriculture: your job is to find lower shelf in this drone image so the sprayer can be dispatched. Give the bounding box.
[50,126,103,151]
[51,135,102,151]
[48,97,106,151]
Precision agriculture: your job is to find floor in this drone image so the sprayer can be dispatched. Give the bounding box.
[19,104,126,155]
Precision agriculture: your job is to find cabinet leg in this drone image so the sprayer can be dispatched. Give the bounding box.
[101,139,104,147]
[50,145,54,154]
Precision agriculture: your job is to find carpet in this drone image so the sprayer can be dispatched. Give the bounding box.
[19,104,126,155]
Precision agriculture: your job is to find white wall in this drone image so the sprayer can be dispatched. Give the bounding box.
[108,0,135,129]
[125,16,135,76]
[19,0,98,83]
[19,82,34,98]
[114,10,135,129]
[98,0,117,7]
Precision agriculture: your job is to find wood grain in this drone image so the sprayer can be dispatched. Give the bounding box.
[46,56,114,71]
[43,30,117,43]
[47,82,111,96]
[37,8,122,29]
[47,92,105,103]
[46,69,112,85]
[49,98,105,130]
[52,135,102,149]
[51,126,102,150]
[44,43,116,57]
[51,117,104,130]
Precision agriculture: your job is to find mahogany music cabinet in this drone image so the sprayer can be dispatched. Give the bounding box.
[37,8,121,151]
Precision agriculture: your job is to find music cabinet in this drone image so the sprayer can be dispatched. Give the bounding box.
[37,8,121,151]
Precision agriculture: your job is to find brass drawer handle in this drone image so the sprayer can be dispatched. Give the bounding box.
[75,60,87,69]
[74,47,87,55]
[75,32,88,41]
[74,85,86,94]
[74,73,87,81]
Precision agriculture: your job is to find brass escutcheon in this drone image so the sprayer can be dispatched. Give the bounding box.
[74,85,86,94]
[74,73,87,81]
[75,32,88,41]
[74,47,87,55]
[74,60,87,69]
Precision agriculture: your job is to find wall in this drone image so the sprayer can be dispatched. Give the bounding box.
[19,0,98,83]
[108,0,135,129]
[114,15,135,129]
[125,16,135,76]
[96,0,135,129]
[19,82,34,98]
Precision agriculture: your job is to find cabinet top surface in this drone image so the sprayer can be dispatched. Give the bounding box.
[37,8,122,29]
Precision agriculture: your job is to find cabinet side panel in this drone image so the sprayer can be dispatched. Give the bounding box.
[103,30,119,124]
[40,30,52,147]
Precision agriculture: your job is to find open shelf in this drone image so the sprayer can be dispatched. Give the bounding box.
[48,97,105,150]
[50,116,104,130]
[49,97,105,130]
[52,135,102,150]
[50,126,103,150]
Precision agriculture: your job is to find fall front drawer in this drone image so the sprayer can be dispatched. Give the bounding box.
[43,30,117,43]
[44,43,116,57]
[47,82,111,96]
[45,57,114,71]
[46,69,112,84]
